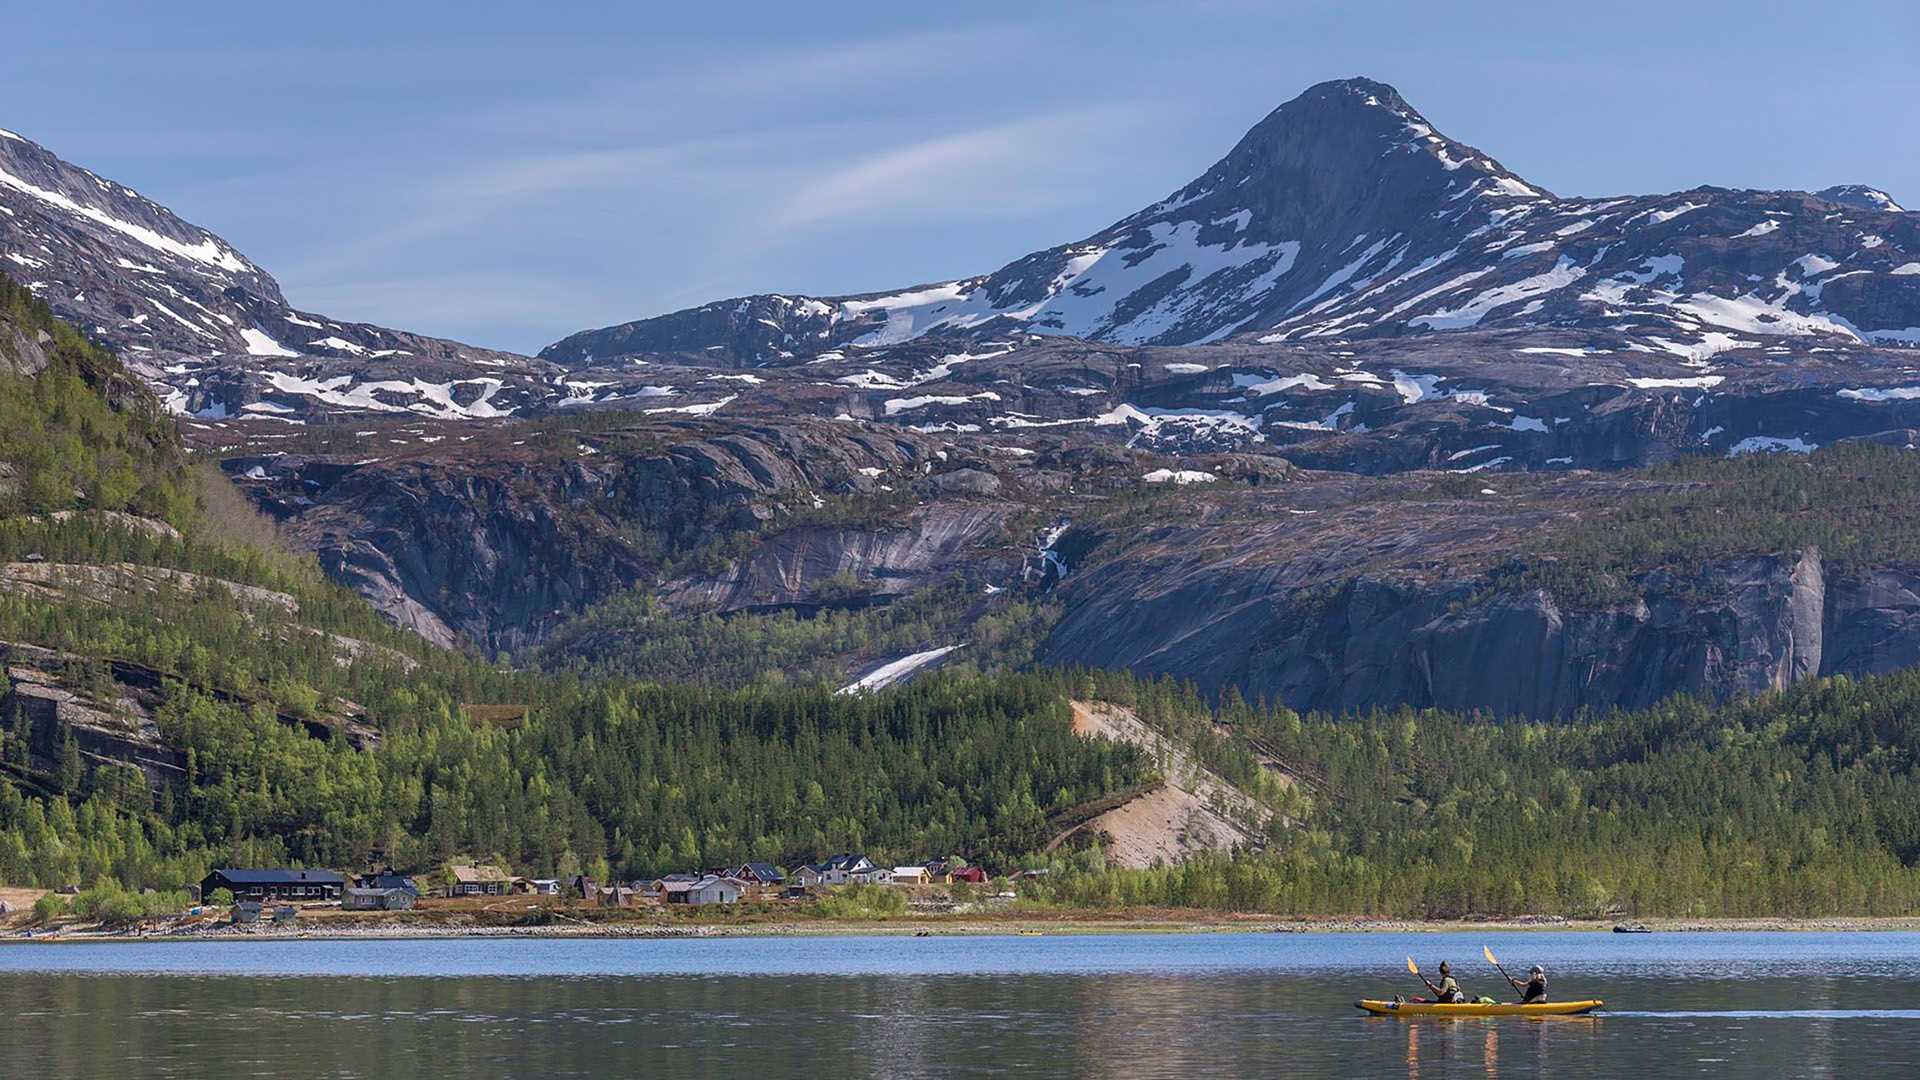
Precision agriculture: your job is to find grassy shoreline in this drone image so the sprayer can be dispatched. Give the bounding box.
[12,910,1920,944]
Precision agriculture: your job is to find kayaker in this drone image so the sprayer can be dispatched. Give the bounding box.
[1418,960,1467,1003]
[1505,964,1548,1003]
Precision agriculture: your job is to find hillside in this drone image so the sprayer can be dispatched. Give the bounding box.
[11,275,1920,917]
[1023,670,1920,918]
[0,276,1155,892]
[1061,701,1278,868]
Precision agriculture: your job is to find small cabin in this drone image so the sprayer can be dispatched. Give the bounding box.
[445,865,511,897]
[687,876,746,906]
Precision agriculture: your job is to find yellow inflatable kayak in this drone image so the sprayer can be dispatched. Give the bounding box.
[1354,999,1604,1017]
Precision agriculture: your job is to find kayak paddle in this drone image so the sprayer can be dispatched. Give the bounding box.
[1483,944,1518,988]
[1406,955,1438,999]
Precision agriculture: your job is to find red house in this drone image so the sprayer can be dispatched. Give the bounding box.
[951,866,988,884]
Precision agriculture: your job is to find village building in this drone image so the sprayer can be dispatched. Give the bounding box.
[354,872,419,896]
[343,887,416,911]
[445,865,512,897]
[733,862,784,885]
[818,853,875,885]
[788,864,826,888]
[201,868,346,903]
[847,864,891,885]
[950,866,988,884]
[659,878,700,904]
[890,866,929,885]
[231,901,263,924]
[528,878,561,895]
[645,872,699,898]
[687,875,747,905]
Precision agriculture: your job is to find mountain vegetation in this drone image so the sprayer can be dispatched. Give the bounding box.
[528,580,1059,689]
[1024,669,1920,917]
[0,273,196,525]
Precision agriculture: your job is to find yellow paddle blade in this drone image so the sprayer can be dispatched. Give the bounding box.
[1483,945,1500,966]
[1406,956,1419,974]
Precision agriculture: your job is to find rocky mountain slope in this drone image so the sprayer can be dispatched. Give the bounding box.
[0,126,685,421]
[13,77,1920,723]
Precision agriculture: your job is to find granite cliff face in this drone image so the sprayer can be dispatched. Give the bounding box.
[1048,548,1849,718]
[224,419,1016,653]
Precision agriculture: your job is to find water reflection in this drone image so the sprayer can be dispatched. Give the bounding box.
[3,934,1920,1078]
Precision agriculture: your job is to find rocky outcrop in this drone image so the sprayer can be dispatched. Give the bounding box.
[660,503,1017,613]
[1045,545,1920,718]
[231,420,966,652]
[1,641,185,793]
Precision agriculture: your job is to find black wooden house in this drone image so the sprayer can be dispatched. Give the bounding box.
[200,868,346,902]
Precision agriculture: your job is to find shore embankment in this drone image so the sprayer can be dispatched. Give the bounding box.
[11,908,1920,944]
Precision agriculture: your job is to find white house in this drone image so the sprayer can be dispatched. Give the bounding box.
[687,875,747,905]
[819,853,875,885]
[847,864,891,885]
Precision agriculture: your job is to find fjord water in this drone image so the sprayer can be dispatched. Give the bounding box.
[4,932,1917,1078]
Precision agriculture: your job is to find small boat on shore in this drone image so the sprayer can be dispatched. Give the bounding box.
[1354,999,1604,1017]
[1612,923,1652,934]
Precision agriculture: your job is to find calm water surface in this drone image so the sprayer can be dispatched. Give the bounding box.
[3,931,1917,1077]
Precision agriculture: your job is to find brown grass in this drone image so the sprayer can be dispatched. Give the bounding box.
[0,885,49,926]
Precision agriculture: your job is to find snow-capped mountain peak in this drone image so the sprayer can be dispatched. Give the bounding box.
[543,78,1920,367]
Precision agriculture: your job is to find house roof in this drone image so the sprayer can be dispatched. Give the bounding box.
[822,853,870,870]
[450,865,511,883]
[208,868,346,886]
[359,873,416,887]
[738,862,783,880]
[690,875,747,890]
[892,866,928,876]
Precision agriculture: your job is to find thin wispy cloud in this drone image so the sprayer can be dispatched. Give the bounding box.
[763,105,1157,236]
[474,28,1019,140]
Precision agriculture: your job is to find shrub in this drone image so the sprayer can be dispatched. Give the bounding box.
[32,892,67,925]
[814,883,908,918]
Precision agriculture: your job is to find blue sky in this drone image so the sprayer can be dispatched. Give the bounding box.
[7,0,1917,353]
